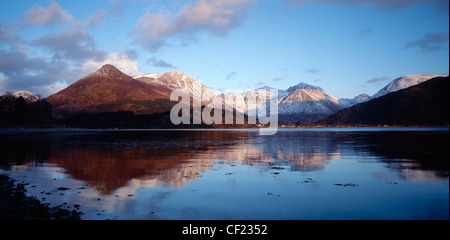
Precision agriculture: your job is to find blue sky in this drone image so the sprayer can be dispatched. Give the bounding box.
[0,0,448,98]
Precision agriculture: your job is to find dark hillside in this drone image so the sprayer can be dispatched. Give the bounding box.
[319,76,449,126]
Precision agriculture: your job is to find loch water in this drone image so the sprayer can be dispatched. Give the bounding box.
[0,128,448,220]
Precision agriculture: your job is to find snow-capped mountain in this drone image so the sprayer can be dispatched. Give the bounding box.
[286,82,324,92]
[12,90,40,103]
[371,74,448,99]
[252,74,448,122]
[338,94,371,108]
[354,94,371,102]
[42,63,447,124]
[276,82,342,116]
[219,87,279,115]
[320,75,449,126]
[221,82,353,122]
[134,72,218,106]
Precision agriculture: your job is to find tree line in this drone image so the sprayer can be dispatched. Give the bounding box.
[0,93,53,127]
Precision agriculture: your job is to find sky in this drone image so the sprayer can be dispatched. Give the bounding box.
[0,0,448,98]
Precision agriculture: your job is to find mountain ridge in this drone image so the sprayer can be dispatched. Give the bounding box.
[319,76,449,126]
[371,74,448,99]
[10,63,445,125]
[3,64,448,128]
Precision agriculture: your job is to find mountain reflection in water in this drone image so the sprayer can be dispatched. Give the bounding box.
[1,128,449,220]
[1,129,447,195]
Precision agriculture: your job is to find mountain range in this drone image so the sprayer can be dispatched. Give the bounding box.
[2,64,448,127]
[221,73,447,123]
[319,75,449,126]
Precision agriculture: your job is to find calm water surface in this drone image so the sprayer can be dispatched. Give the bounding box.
[0,128,448,220]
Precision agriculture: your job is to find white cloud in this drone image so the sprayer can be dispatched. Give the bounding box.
[22,52,142,97]
[0,48,143,97]
[135,0,253,51]
[74,0,125,28]
[81,52,143,77]
[1,1,138,97]
[147,57,177,69]
[366,76,390,84]
[31,29,107,61]
[0,48,70,96]
[39,81,68,97]
[304,68,320,74]
[405,32,449,53]
[0,23,14,43]
[23,1,126,28]
[272,75,288,82]
[227,71,237,80]
[23,2,75,27]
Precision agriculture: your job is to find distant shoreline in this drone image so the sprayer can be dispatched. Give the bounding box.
[1,125,448,135]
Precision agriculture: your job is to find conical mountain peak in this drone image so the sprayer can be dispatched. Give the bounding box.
[92,64,131,80]
[287,82,324,92]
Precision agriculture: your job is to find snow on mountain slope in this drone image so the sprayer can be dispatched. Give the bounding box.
[223,82,353,118]
[44,63,446,123]
[338,94,371,108]
[221,89,277,115]
[276,83,342,115]
[134,72,219,106]
[12,90,40,103]
[371,74,448,99]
